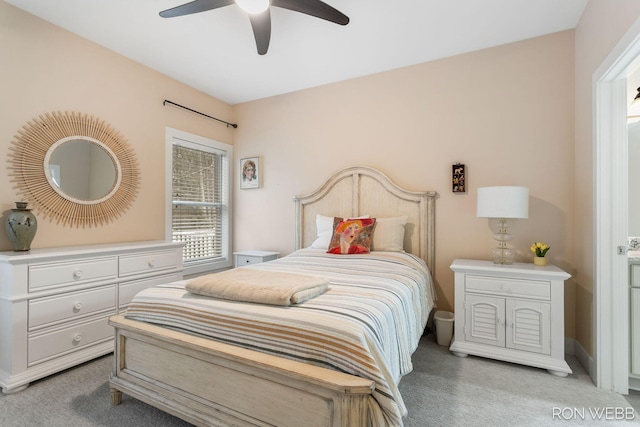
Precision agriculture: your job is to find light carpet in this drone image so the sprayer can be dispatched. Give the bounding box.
[0,333,637,426]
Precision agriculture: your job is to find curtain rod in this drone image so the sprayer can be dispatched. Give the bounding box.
[163,99,238,128]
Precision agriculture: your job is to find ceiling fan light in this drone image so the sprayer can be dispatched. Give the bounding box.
[235,0,270,14]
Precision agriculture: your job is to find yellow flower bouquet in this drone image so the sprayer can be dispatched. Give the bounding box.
[530,242,550,257]
[531,242,550,265]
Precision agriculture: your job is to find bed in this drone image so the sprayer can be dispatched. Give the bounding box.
[108,165,438,427]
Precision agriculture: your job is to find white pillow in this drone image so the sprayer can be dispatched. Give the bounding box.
[310,214,335,249]
[372,216,408,252]
[310,214,370,249]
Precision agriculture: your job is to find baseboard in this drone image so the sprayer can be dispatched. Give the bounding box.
[564,336,575,355]
[567,337,596,383]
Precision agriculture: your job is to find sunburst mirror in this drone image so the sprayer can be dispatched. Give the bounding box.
[7,111,140,227]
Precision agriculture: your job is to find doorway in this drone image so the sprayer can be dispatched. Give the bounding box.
[595,17,640,394]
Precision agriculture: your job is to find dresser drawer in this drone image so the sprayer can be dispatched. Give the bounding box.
[29,257,117,291]
[118,272,182,310]
[28,285,116,330]
[465,275,550,300]
[27,315,113,366]
[119,250,181,277]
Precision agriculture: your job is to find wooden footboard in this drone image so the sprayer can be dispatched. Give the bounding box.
[108,315,375,427]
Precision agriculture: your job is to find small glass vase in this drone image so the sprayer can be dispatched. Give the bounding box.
[533,256,547,266]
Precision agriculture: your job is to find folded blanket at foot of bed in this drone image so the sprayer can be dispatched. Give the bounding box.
[185,268,329,306]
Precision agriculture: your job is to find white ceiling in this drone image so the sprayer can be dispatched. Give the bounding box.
[6,0,588,105]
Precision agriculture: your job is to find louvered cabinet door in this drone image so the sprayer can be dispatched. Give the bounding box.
[506,299,550,354]
[464,294,505,347]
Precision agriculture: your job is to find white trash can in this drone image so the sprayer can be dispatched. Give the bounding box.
[434,311,454,346]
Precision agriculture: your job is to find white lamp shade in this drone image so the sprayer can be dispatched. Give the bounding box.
[477,186,529,219]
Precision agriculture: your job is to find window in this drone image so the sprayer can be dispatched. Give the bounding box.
[165,128,232,275]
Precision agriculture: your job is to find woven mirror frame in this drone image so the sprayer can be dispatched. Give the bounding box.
[7,111,140,227]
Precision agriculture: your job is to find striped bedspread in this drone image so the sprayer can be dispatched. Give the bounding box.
[124,248,435,426]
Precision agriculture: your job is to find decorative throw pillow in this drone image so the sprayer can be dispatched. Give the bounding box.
[372,216,408,252]
[310,214,370,249]
[327,217,377,254]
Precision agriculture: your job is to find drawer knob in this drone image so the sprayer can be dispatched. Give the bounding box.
[73,334,82,343]
[73,270,83,279]
[74,302,83,311]
[148,259,156,267]
[245,259,250,263]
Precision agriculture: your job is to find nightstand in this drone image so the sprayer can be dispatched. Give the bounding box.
[233,250,279,267]
[449,259,571,377]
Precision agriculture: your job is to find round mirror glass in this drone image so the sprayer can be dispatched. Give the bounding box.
[47,138,118,202]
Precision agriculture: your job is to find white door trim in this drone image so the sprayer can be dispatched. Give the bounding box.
[593,16,640,394]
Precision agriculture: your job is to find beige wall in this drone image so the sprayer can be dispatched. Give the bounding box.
[10,0,640,356]
[573,0,640,355]
[233,31,577,338]
[0,1,234,250]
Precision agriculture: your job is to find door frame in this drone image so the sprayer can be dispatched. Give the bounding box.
[594,16,640,393]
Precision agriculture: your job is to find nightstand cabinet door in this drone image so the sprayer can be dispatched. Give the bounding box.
[507,299,550,355]
[465,295,505,347]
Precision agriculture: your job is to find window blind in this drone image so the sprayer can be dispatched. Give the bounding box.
[172,144,225,264]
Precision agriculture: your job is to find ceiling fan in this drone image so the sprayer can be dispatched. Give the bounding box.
[159,0,350,55]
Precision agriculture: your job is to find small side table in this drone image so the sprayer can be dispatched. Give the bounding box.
[449,259,571,377]
[233,250,279,267]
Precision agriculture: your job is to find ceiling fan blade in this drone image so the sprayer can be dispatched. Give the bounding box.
[271,0,349,25]
[249,9,271,55]
[159,0,235,18]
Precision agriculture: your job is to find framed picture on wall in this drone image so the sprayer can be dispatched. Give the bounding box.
[452,163,465,193]
[240,157,260,189]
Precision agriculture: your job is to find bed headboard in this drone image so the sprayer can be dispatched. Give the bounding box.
[293,166,438,273]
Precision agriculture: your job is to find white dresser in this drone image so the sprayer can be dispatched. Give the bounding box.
[449,259,571,377]
[0,240,184,394]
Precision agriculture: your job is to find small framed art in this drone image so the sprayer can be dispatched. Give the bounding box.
[240,157,260,189]
[452,163,465,193]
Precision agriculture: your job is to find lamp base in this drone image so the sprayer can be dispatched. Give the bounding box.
[491,218,514,264]
[492,247,514,264]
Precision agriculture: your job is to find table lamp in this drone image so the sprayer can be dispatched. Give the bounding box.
[477,186,529,264]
